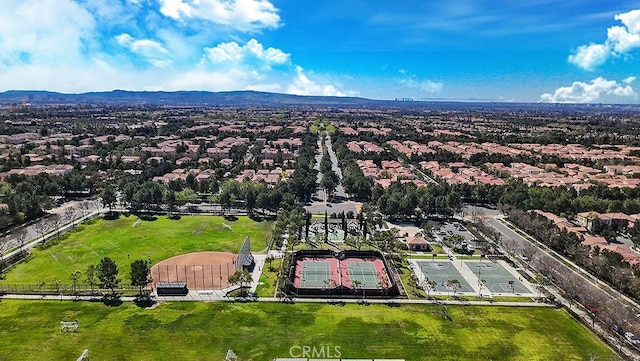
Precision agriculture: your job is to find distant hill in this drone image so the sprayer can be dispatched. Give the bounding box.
[0,90,638,112]
[0,90,385,107]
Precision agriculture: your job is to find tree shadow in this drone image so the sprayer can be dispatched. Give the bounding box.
[103,211,121,220]
[135,214,158,222]
[133,295,156,308]
[101,295,123,306]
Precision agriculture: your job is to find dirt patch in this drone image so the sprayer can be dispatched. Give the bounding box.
[151,252,238,290]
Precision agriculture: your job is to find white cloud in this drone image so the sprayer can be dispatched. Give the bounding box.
[116,34,172,68]
[286,66,350,97]
[0,3,352,97]
[159,0,281,32]
[569,9,640,70]
[540,77,637,103]
[399,75,443,94]
[204,38,289,66]
[0,0,95,68]
[568,44,610,71]
[624,76,636,84]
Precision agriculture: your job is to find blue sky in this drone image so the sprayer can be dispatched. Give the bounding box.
[1,1,640,103]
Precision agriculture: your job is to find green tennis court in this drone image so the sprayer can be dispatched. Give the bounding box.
[300,260,331,288]
[416,260,474,293]
[464,260,531,294]
[347,261,380,288]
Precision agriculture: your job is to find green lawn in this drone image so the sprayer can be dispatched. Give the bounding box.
[1,215,273,285]
[0,300,616,361]
[256,258,282,297]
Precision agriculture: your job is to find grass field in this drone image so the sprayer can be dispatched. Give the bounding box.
[1,215,273,285]
[256,258,282,297]
[0,300,616,360]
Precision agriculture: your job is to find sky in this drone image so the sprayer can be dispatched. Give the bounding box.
[1,1,640,103]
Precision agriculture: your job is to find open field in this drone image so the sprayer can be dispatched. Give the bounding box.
[1,215,273,285]
[0,300,616,360]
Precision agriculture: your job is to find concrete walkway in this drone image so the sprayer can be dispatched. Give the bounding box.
[0,292,554,307]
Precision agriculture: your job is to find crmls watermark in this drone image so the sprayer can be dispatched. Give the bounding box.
[289,345,342,358]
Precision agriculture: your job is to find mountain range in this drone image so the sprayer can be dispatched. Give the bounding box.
[0,90,638,113]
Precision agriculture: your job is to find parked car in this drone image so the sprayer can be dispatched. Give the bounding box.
[625,332,639,344]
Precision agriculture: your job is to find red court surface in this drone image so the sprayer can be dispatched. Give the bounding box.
[293,256,391,289]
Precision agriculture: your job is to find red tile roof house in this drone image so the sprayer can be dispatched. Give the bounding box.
[598,245,640,266]
[598,212,634,231]
[576,211,635,232]
[404,236,430,251]
[581,235,608,248]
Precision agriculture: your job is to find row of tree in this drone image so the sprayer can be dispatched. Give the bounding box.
[370,181,462,220]
[503,206,640,303]
[66,257,152,298]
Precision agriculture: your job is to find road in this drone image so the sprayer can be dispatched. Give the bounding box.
[0,199,102,257]
[468,206,640,359]
[308,133,354,215]
[407,163,438,185]
[324,135,347,199]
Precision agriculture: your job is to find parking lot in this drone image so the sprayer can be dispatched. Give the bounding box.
[432,221,478,252]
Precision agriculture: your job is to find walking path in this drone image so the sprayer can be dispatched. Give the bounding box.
[0,292,554,307]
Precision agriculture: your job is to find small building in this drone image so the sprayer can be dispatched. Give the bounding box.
[405,236,430,251]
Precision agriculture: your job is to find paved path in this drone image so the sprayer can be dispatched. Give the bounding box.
[0,292,554,307]
[2,201,103,260]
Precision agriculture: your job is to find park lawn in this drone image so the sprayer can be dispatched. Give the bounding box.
[256,258,282,297]
[1,215,273,285]
[0,300,616,361]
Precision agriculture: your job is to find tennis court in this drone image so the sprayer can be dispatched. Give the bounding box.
[415,260,474,293]
[289,250,399,297]
[463,260,531,294]
[347,261,380,288]
[300,260,332,288]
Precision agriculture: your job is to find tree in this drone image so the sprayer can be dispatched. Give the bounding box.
[445,279,461,297]
[97,257,120,296]
[371,228,401,255]
[50,214,63,239]
[321,170,338,201]
[85,264,96,295]
[265,255,275,271]
[33,219,51,242]
[69,270,82,295]
[323,279,336,300]
[351,279,362,296]
[101,186,117,212]
[64,206,76,228]
[228,269,253,296]
[130,259,152,296]
[13,227,28,256]
[176,188,197,206]
[345,234,363,251]
[421,278,437,298]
